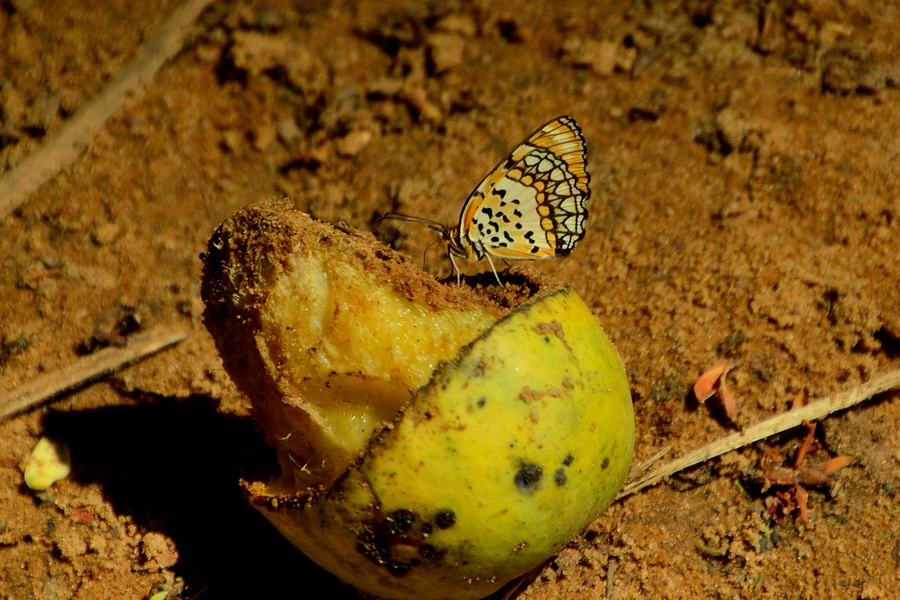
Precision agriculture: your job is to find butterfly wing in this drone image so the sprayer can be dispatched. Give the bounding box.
[457,116,590,260]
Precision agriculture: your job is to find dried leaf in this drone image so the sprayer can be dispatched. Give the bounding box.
[719,385,737,419]
[796,468,833,487]
[790,387,810,409]
[694,364,737,420]
[822,455,853,476]
[693,364,730,401]
[795,485,810,525]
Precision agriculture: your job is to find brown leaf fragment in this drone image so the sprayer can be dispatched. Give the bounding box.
[694,364,737,420]
[718,385,737,420]
[822,455,852,476]
[693,364,730,401]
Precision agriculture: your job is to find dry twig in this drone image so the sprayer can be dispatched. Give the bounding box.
[0,0,220,220]
[0,326,186,422]
[618,369,900,498]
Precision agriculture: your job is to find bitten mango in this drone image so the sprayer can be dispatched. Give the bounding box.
[201,200,633,599]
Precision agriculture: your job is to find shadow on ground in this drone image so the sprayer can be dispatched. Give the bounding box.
[42,395,361,599]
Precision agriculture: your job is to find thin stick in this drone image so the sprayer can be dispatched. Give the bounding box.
[605,558,618,599]
[0,0,219,220]
[0,326,186,422]
[618,368,900,498]
[633,445,672,473]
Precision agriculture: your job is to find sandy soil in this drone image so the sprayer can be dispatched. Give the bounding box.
[1,1,898,599]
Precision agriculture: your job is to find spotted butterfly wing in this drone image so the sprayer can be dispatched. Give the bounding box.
[457,116,589,261]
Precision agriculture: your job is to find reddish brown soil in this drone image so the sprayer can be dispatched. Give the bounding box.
[1,1,898,599]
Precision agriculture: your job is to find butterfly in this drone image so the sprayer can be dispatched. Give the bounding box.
[384,116,590,284]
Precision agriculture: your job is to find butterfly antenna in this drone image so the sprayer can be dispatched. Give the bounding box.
[381,212,457,279]
[380,212,449,235]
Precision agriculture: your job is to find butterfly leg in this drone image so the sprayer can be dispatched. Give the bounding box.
[485,254,503,286]
[449,252,462,285]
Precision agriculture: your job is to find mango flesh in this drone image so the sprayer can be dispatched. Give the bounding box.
[259,250,502,489]
[201,200,634,599]
[202,200,505,489]
[23,437,71,491]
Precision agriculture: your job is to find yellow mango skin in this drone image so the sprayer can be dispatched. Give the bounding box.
[201,202,505,491]
[251,287,634,600]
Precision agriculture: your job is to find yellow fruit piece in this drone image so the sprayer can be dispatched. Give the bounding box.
[201,200,634,600]
[24,437,71,491]
[202,201,504,490]
[259,250,500,481]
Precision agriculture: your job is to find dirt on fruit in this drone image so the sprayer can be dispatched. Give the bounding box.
[1,1,898,599]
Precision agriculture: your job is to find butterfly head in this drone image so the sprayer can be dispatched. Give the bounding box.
[379,213,480,282]
[445,225,478,260]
